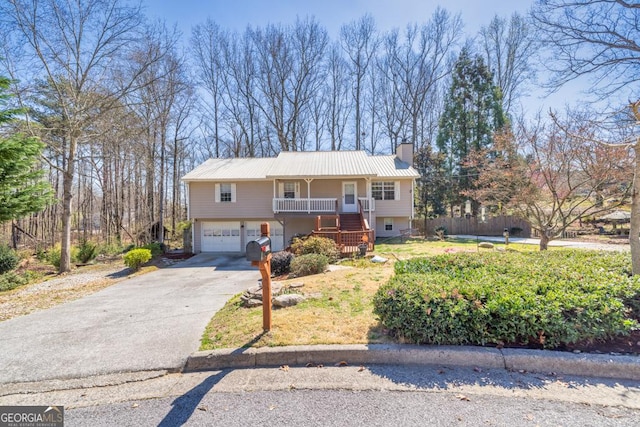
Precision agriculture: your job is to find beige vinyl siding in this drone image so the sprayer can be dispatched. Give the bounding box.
[375,217,410,238]
[373,180,414,217]
[189,181,273,219]
[282,217,316,246]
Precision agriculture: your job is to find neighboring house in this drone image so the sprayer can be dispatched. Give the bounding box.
[182,143,420,254]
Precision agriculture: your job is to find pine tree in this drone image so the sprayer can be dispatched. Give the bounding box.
[436,47,507,214]
[0,76,52,222]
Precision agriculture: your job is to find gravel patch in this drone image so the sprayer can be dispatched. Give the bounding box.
[0,264,129,322]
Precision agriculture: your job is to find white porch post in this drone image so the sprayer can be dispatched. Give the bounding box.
[367,178,372,229]
[273,180,277,213]
[305,179,313,214]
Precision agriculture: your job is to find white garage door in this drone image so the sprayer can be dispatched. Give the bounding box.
[201,221,241,252]
[245,221,284,252]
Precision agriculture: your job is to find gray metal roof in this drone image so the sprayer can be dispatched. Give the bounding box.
[181,157,275,181]
[266,151,376,178]
[182,151,420,181]
[367,155,420,178]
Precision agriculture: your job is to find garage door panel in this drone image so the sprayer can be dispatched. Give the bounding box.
[245,221,284,252]
[201,221,241,252]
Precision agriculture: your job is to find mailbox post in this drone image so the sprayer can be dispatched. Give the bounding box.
[246,223,273,331]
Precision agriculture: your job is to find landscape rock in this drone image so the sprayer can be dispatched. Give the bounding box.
[478,242,494,249]
[240,281,284,307]
[370,255,388,263]
[272,294,306,308]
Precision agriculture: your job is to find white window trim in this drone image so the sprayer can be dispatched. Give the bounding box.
[372,181,400,201]
[215,183,236,203]
[278,181,300,199]
[384,218,394,231]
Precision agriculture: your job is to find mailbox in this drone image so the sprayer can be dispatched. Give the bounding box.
[246,236,271,262]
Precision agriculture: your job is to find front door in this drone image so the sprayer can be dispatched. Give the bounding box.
[342,181,357,213]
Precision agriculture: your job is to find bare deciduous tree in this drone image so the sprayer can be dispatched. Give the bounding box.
[532,0,640,271]
[481,12,537,115]
[468,113,633,250]
[2,0,168,272]
[340,14,379,151]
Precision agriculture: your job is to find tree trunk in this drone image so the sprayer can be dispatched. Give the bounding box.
[60,135,76,273]
[539,232,550,251]
[630,144,640,274]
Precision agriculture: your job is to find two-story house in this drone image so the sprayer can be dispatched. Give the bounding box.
[182,143,419,254]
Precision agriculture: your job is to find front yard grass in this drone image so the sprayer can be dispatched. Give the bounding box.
[200,237,532,350]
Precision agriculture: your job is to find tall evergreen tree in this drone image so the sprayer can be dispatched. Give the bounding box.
[436,47,507,214]
[0,76,52,222]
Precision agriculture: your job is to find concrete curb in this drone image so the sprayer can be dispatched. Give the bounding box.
[184,344,640,381]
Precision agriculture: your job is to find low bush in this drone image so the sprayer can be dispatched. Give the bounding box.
[123,248,152,271]
[141,242,164,257]
[291,236,339,263]
[271,251,294,276]
[374,251,640,349]
[74,239,98,264]
[0,245,19,274]
[290,253,328,277]
[46,246,62,270]
[0,271,38,292]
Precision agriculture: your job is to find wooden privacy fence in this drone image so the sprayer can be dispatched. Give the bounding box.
[421,216,531,237]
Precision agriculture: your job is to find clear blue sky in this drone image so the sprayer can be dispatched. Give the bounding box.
[143,0,531,38]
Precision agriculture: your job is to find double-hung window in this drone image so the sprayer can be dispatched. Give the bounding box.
[279,181,299,199]
[215,183,236,203]
[284,182,297,199]
[372,181,399,201]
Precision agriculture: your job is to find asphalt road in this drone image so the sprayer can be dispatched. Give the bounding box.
[0,254,258,384]
[55,365,640,427]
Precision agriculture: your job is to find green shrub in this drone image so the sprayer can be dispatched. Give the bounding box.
[141,242,164,257]
[0,245,19,274]
[374,251,640,349]
[271,251,294,276]
[123,248,152,271]
[290,253,328,277]
[0,271,28,292]
[74,239,98,264]
[291,236,339,263]
[47,246,62,269]
[97,242,125,256]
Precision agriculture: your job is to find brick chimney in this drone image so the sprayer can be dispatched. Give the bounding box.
[396,142,414,166]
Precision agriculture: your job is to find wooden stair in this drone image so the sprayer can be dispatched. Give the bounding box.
[339,213,363,231]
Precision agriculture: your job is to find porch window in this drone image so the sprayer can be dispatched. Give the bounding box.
[279,182,300,199]
[384,218,393,231]
[372,181,398,200]
[284,182,296,199]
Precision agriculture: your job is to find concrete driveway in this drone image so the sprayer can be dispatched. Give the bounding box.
[0,254,258,385]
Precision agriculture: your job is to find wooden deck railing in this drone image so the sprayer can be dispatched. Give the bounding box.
[312,229,375,256]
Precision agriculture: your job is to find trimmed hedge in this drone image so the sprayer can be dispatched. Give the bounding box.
[374,251,640,349]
